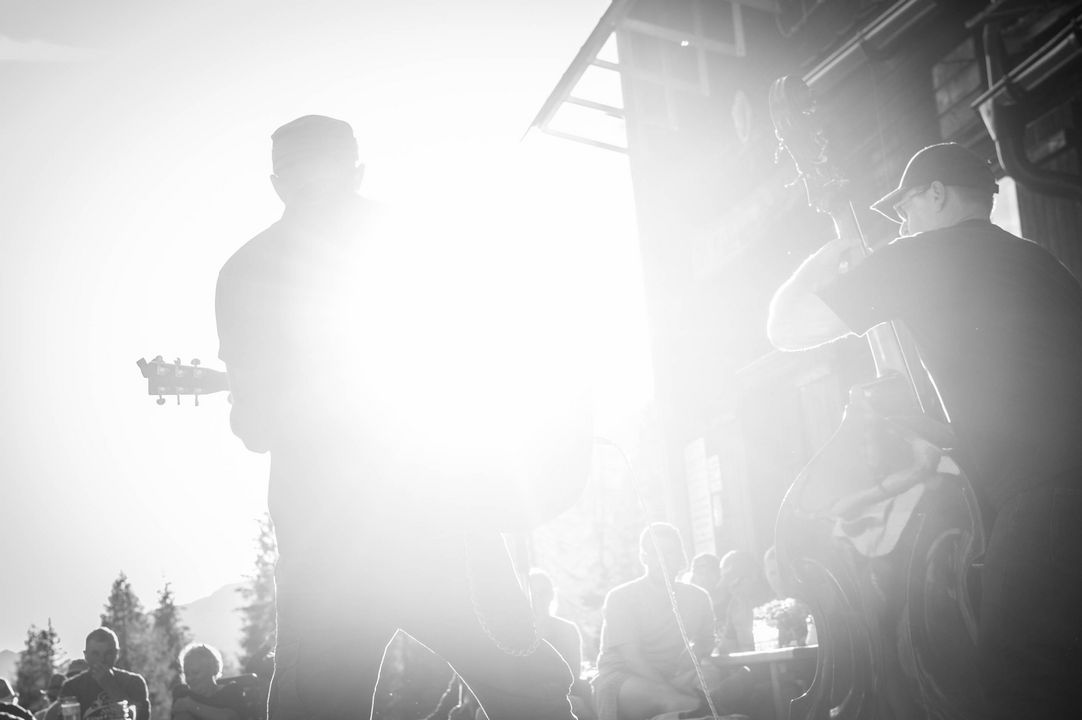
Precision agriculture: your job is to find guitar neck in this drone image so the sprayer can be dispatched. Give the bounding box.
[137,356,229,405]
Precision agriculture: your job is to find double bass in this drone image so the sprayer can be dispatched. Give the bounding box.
[769,76,988,720]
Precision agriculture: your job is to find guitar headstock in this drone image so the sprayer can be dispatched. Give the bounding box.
[136,355,228,406]
[769,75,849,215]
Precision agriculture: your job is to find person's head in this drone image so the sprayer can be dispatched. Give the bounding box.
[690,552,721,592]
[64,659,88,678]
[45,673,66,702]
[269,115,364,206]
[528,569,557,617]
[84,627,119,673]
[871,142,998,236]
[763,546,786,598]
[179,643,224,691]
[719,550,757,593]
[639,522,687,580]
[0,679,16,704]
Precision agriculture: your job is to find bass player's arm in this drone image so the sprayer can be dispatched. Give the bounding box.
[768,235,861,351]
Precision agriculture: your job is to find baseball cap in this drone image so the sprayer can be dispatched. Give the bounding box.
[271,115,358,175]
[871,142,998,223]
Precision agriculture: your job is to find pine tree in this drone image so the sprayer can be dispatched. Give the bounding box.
[151,583,190,674]
[236,514,277,720]
[100,572,153,674]
[144,582,191,720]
[14,620,62,698]
[238,513,278,672]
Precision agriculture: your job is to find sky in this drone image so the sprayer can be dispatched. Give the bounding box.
[0,0,653,655]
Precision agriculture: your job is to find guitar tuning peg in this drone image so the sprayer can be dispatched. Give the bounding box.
[191,358,201,367]
[176,393,181,406]
[156,395,166,406]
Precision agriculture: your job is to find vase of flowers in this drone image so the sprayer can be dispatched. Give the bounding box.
[755,598,811,647]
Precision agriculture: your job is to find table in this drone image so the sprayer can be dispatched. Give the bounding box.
[714,645,818,720]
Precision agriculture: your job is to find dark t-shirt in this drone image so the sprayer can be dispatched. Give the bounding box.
[59,670,149,720]
[174,684,245,720]
[596,576,714,680]
[817,219,1082,511]
[215,195,395,560]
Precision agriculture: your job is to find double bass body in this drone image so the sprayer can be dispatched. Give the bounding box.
[776,376,987,720]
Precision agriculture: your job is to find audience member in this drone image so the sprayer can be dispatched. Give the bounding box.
[65,662,89,680]
[715,551,759,655]
[528,570,583,678]
[34,675,66,720]
[35,659,95,720]
[594,523,746,720]
[45,627,149,720]
[528,570,594,720]
[688,553,721,599]
[171,644,245,720]
[688,552,725,635]
[44,675,65,706]
[761,546,785,601]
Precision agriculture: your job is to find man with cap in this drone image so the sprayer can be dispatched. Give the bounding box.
[215,115,587,720]
[767,141,1082,717]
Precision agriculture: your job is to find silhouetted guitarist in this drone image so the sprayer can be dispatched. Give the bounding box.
[215,115,590,720]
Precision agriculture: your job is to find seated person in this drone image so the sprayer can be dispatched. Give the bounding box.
[529,569,583,676]
[688,553,725,623]
[528,569,594,720]
[715,551,759,655]
[37,657,92,720]
[34,674,67,720]
[171,644,245,720]
[594,522,745,720]
[47,628,149,720]
[64,661,89,680]
[688,553,721,598]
